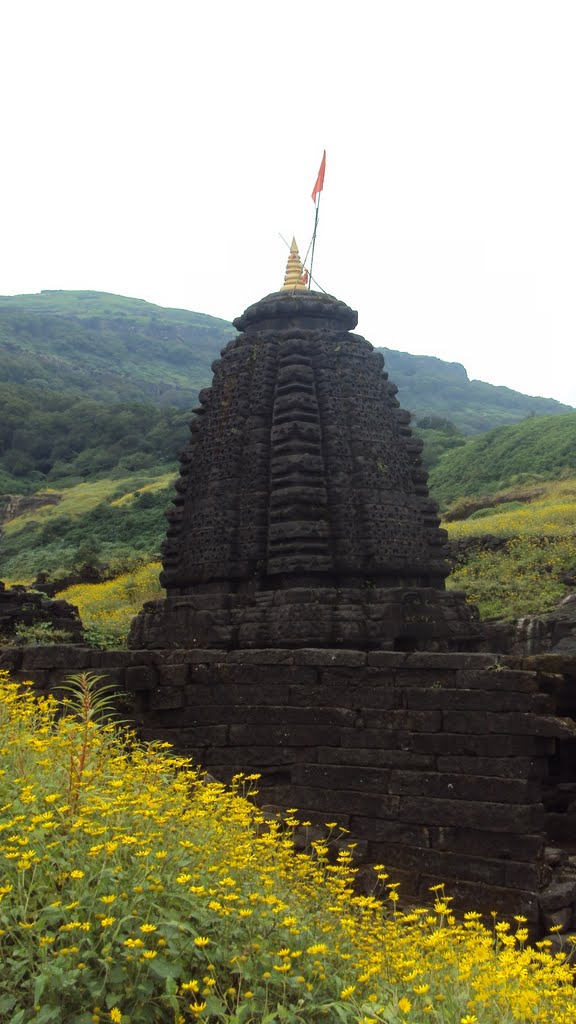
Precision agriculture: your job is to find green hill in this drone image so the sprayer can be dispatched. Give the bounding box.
[1,289,571,423]
[378,348,572,433]
[429,412,576,506]
[0,289,232,406]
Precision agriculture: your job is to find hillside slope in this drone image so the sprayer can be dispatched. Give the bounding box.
[445,475,576,619]
[0,290,232,406]
[378,348,572,433]
[1,290,571,428]
[429,412,576,506]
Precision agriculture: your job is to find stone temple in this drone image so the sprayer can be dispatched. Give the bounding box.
[130,243,481,651]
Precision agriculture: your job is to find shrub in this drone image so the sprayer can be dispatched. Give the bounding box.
[468,502,525,520]
[1,672,576,1022]
[0,622,76,647]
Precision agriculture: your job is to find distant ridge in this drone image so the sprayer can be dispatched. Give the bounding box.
[377,348,573,433]
[0,290,572,428]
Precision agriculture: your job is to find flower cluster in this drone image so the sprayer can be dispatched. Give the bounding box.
[60,561,164,643]
[1,671,576,1022]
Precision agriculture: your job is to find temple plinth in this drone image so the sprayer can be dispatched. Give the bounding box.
[129,286,481,650]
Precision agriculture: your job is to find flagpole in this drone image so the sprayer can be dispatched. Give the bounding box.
[308,192,321,291]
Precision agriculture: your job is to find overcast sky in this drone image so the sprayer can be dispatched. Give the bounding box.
[2,0,575,405]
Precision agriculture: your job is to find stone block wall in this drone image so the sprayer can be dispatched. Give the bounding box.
[3,645,576,925]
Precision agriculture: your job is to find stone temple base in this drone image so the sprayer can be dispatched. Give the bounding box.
[128,585,482,650]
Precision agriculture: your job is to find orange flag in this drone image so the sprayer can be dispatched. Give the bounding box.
[311,150,326,204]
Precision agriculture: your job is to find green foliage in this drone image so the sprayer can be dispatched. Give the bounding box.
[0,621,76,646]
[413,418,467,469]
[468,501,525,520]
[0,478,174,579]
[0,289,233,406]
[446,477,576,619]
[430,413,576,506]
[0,384,187,488]
[57,671,125,725]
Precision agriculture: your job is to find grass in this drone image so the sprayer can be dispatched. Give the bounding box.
[429,413,576,506]
[2,474,174,538]
[2,670,576,1023]
[0,474,174,580]
[445,477,576,619]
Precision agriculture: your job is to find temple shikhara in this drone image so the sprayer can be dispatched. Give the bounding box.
[130,243,481,651]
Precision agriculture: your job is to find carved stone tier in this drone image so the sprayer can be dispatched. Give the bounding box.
[129,290,481,650]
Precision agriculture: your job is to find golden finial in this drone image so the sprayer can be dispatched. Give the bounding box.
[281,237,308,291]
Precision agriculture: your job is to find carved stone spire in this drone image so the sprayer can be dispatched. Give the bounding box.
[129,264,481,650]
[281,237,307,291]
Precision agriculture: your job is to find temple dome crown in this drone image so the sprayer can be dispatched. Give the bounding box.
[233,288,358,334]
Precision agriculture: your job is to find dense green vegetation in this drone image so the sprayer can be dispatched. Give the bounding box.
[0,290,232,406]
[446,476,576,620]
[379,348,572,433]
[413,416,467,469]
[0,385,188,493]
[1,476,173,579]
[429,412,576,506]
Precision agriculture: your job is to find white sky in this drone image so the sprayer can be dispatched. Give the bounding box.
[2,0,575,405]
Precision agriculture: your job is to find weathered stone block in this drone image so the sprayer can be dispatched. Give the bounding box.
[349,817,429,845]
[429,826,544,862]
[21,646,93,670]
[454,668,540,692]
[405,688,546,712]
[291,764,391,791]
[318,746,434,770]
[125,666,158,691]
[287,786,400,819]
[398,796,543,833]
[226,650,295,665]
[96,650,144,668]
[339,728,410,750]
[436,755,548,779]
[365,652,409,668]
[443,710,576,737]
[229,724,335,746]
[352,709,442,732]
[157,665,190,687]
[169,725,229,747]
[293,649,366,667]
[0,648,23,670]
[203,746,314,766]
[389,770,539,804]
[504,862,544,890]
[413,732,556,757]
[149,686,186,711]
[405,652,499,669]
[539,879,576,912]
